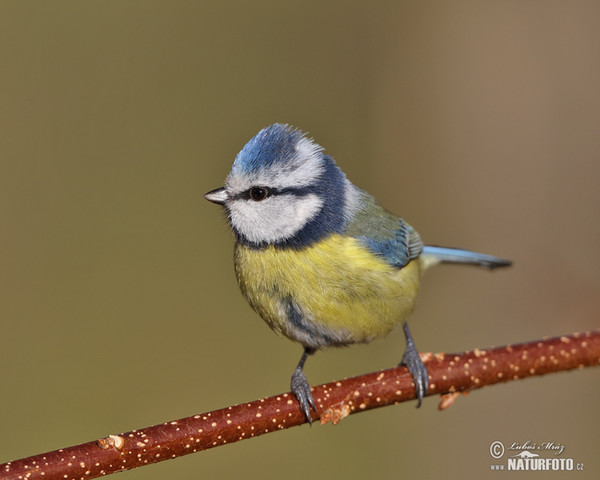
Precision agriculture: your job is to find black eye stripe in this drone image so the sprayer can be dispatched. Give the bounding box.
[231,186,314,201]
[279,186,313,196]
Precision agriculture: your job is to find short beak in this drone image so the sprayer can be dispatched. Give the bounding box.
[204,187,229,205]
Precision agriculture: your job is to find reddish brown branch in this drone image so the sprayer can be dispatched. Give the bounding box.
[2,331,599,480]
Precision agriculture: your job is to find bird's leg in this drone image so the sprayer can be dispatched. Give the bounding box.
[290,347,316,424]
[399,322,429,407]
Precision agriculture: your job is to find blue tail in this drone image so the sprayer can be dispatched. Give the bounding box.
[422,246,512,270]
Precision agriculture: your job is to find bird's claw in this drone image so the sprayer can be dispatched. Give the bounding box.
[400,323,429,407]
[400,346,429,407]
[291,366,316,424]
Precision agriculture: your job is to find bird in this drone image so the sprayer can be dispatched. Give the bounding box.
[204,123,511,423]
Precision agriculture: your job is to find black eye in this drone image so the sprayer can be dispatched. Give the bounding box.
[249,186,270,201]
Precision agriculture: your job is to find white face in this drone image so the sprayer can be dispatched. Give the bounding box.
[227,191,324,245]
[224,136,326,245]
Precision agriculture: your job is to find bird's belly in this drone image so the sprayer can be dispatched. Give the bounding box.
[234,235,421,349]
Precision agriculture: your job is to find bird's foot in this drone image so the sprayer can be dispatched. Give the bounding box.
[400,323,429,407]
[291,366,316,424]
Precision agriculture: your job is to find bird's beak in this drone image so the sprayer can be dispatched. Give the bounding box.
[204,187,229,205]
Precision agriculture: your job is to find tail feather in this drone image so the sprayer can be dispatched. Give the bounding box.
[421,245,512,270]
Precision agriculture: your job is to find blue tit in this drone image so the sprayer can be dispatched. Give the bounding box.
[205,123,511,423]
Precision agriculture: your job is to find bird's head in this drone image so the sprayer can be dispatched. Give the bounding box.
[205,124,355,248]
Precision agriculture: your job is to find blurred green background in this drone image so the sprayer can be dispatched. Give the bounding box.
[1,1,599,478]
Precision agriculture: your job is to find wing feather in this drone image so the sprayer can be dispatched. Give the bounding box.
[343,189,422,268]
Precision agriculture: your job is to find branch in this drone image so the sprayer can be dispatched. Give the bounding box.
[2,331,599,480]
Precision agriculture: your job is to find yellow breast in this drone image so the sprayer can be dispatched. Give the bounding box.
[234,235,422,349]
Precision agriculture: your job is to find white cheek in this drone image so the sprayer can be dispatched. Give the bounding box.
[229,194,323,244]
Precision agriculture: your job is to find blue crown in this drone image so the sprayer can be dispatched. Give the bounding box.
[232,124,305,175]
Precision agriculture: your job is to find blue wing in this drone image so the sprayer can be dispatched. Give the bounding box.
[357,221,422,268]
[342,188,511,270]
[343,189,423,269]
